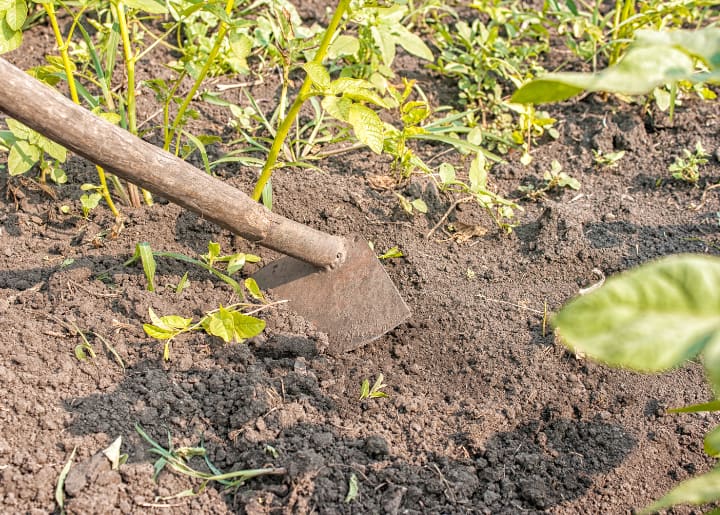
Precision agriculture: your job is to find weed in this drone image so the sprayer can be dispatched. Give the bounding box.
[669,141,709,184]
[359,373,388,400]
[144,302,272,360]
[519,159,580,200]
[592,149,625,168]
[345,473,359,503]
[135,424,285,494]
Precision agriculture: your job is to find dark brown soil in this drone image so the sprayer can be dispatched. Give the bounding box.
[2,9,720,515]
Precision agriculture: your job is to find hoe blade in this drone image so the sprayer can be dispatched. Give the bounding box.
[253,234,410,353]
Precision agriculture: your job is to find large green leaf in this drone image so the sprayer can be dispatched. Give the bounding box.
[641,467,720,514]
[8,140,40,175]
[512,28,720,104]
[5,0,26,31]
[0,17,22,54]
[392,25,433,61]
[554,254,720,372]
[347,104,384,154]
[304,62,331,89]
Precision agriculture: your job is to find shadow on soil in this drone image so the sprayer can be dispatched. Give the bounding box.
[62,345,637,513]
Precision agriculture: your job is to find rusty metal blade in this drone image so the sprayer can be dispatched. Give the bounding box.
[253,234,410,353]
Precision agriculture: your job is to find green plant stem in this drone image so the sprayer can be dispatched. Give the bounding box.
[251,0,351,201]
[114,1,150,206]
[44,3,120,218]
[166,0,235,153]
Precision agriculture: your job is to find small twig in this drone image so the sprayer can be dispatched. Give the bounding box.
[431,463,457,503]
[67,279,119,298]
[425,196,473,240]
[692,182,720,211]
[215,78,265,91]
[475,293,544,315]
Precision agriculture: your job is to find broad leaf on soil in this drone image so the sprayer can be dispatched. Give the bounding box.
[512,28,720,104]
[554,255,720,376]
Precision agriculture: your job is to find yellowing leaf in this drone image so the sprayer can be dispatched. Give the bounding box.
[392,25,433,61]
[203,307,236,343]
[143,324,176,340]
[232,312,265,339]
[348,104,384,154]
[0,17,22,54]
[244,278,264,300]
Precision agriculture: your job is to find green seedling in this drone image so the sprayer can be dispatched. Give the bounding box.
[669,141,709,184]
[378,246,404,260]
[434,152,520,233]
[395,192,427,216]
[519,160,580,200]
[144,303,268,360]
[553,254,720,512]
[79,184,104,218]
[135,424,285,494]
[359,373,388,400]
[592,149,626,168]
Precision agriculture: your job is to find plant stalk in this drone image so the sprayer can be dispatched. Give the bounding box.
[114,0,150,206]
[166,0,235,153]
[251,0,351,201]
[44,2,120,218]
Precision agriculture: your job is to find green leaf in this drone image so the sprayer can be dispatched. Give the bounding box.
[5,0,27,31]
[231,312,265,339]
[226,254,246,275]
[8,140,40,175]
[438,163,456,184]
[391,25,433,61]
[175,272,189,294]
[228,33,252,71]
[135,242,157,291]
[379,246,404,260]
[641,467,720,514]
[0,17,22,54]
[705,426,720,457]
[143,324,176,340]
[554,254,720,372]
[204,241,221,266]
[321,95,352,122]
[411,198,427,213]
[5,118,30,139]
[329,78,389,108]
[371,25,395,66]
[203,306,236,343]
[244,278,263,300]
[468,153,487,192]
[123,0,168,14]
[511,29,710,104]
[304,62,331,89]
[348,104,384,154]
[669,399,720,413]
[328,34,359,59]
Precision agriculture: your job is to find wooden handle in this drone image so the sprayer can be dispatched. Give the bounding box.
[0,58,346,269]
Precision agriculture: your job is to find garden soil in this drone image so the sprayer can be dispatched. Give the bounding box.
[2,9,720,515]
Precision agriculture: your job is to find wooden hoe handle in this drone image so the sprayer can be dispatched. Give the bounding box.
[0,58,346,270]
